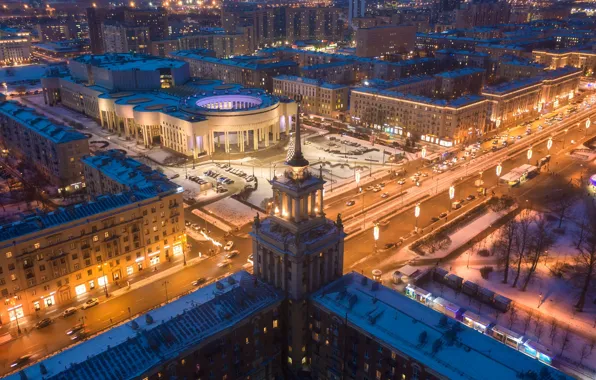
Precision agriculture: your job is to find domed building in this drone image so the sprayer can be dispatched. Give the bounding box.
[42,54,297,157]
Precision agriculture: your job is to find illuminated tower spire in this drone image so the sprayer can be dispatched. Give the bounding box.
[285,101,309,169]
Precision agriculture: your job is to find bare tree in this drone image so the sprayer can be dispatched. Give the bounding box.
[550,185,577,229]
[574,211,590,250]
[508,305,517,328]
[574,213,596,312]
[549,319,558,344]
[512,210,533,288]
[559,325,572,355]
[521,216,554,292]
[523,311,533,334]
[580,343,592,365]
[535,322,544,342]
[495,218,518,284]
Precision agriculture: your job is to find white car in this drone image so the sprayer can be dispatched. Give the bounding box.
[81,298,99,310]
[217,259,232,268]
[397,179,406,185]
[62,307,77,318]
[223,241,234,251]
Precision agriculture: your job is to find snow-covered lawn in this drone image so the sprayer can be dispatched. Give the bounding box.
[203,197,258,229]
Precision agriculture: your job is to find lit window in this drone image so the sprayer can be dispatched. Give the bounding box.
[263,327,267,334]
[5,252,12,258]
[273,319,278,328]
[104,232,109,238]
[34,243,40,249]
[93,236,99,242]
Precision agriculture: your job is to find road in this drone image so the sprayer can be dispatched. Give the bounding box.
[1,100,595,375]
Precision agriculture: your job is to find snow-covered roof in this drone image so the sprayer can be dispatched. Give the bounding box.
[8,271,284,380]
[311,272,571,380]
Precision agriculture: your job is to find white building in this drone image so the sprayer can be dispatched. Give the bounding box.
[272,75,348,118]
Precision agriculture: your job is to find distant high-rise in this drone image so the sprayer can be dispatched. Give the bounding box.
[348,0,366,26]
[86,6,168,54]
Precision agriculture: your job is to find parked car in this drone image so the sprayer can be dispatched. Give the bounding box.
[431,217,440,223]
[35,318,52,329]
[191,277,207,286]
[397,179,406,185]
[383,242,396,250]
[381,192,389,199]
[81,298,99,310]
[170,174,180,179]
[466,194,476,201]
[346,200,356,206]
[226,250,240,259]
[365,186,374,191]
[62,307,77,318]
[223,241,234,251]
[439,212,448,219]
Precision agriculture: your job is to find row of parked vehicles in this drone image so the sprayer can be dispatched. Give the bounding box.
[188,175,209,186]
[401,269,555,368]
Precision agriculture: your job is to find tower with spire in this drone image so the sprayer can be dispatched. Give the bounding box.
[250,99,345,375]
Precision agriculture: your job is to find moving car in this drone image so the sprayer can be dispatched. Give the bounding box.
[383,242,396,250]
[71,330,87,341]
[466,194,476,201]
[381,192,389,199]
[81,298,99,310]
[365,186,374,191]
[226,250,240,259]
[397,179,406,185]
[62,307,77,318]
[191,277,206,286]
[439,212,448,219]
[66,323,85,335]
[217,259,232,268]
[431,217,440,223]
[35,318,53,329]
[346,200,356,206]
[10,355,31,368]
[223,241,234,251]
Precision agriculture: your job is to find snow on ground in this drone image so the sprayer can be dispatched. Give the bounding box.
[422,276,596,378]
[203,197,258,229]
[419,207,514,260]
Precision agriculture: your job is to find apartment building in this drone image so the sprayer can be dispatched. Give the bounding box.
[532,48,596,76]
[150,30,250,58]
[102,22,150,55]
[434,67,485,99]
[273,75,348,118]
[169,50,298,92]
[496,59,546,81]
[0,27,31,64]
[0,101,89,190]
[355,25,416,58]
[82,150,176,197]
[350,87,488,146]
[0,169,184,325]
[482,66,581,129]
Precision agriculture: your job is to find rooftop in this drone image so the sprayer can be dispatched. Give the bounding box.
[352,87,486,108]
[8,271,284,380]
[73,53,187,71]
[0,101,88,144]
[311,272,572,380]
[435,67,485,79]
[170,50,298,70]
[82,150,178,193]
[0,187,179,244]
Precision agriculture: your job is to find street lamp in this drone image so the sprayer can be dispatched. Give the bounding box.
[355,170,361,193]
[98,263,109,298]
[373,223,379,252]
[496,162,502,178]
[414,203,421,233]
[448,185,455,209]
[547,137,553,151]
[586,118,591,137]
[10,297,21,334]
[421,146,427,160]
[527,146,533,163]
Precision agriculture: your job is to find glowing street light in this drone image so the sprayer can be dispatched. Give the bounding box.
[414,203,421,233]
[355,170,361,193]
[547,137,553,151]
[373,223,380,251]
[527,146,533,163]
[449,185,455,200]
[586,118,591,136]
[496,162,502,177]
[421,146,427,159]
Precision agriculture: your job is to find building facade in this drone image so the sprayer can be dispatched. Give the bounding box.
[273,75,349,118]
[532,49,596,76]
[434,67,485,99]
[102,22,150,55]
[0,178,184,325]
[150,30,250,58]
[350,87,488,146]
[41,54,297,157]
[355,25,416,58]
[0,28,31,65]
[0,101,89,190]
